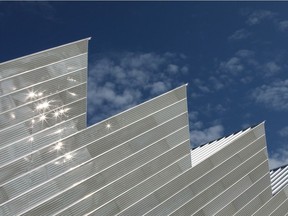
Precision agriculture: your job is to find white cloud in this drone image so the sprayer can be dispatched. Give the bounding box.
[235,50,255,58]
[219,57,244,75]
[190,124,224,147]
[228,29,250,40]
[189,111,199,121]
[150,81,170,95]
[263,61,281,77]
[278,20,288,31]
[87,51,187,124]
[279,126,288,137]
[193,78,210,93]
[269,146,288,169]
[246,10,275,25]
[167,64,179,74]
[209,76,224,90]
[252,79,288,111]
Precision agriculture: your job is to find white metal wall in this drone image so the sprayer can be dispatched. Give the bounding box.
[1,39,288,216]
[0,39,89,215]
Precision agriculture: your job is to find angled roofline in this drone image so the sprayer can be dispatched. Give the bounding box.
[270,162,288,172]
[0,37,91,65]
[192,121,265,150]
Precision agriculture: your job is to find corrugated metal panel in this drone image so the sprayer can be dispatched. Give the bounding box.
[191,123,265,167]
[2,39,288,216]
[140,125,266,216]
[0,43,190,216]
[270,164,288,195]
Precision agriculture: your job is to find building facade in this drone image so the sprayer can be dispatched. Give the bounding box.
[0,39,287,215]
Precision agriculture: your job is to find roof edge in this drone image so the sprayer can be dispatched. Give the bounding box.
[0,37,91,66]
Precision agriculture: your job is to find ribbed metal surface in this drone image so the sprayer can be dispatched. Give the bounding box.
[270,164,288,195]
[0,40,191,215]
[0,39,88,80]
[0,39,89,216]
[1,39,288,216]
[191,123,265,167]
[142,128,267,216]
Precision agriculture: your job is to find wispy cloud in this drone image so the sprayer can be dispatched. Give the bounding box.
[209,76,224,90]
[228,28,250,41]
[252,79,288,111]
[190,124,224,147]
[219,57,244,76]
[235,49,255,58]
[263,61,281,77]
[87,52,188,124]
[279,126,288,137]
[246,9,276,25]
[278,20,288,31]
[192,78,211,93]
[269,146,288,169]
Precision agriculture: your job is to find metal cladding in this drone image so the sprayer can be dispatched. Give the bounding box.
[0,39,288,215]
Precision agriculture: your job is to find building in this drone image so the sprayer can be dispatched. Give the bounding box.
[0,39,287,215]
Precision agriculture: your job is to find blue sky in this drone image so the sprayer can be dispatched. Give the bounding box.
[1,2,288,169]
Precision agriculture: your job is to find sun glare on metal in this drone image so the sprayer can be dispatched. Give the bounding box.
[10,113,16,119]
[64,153,74,162]
[28,91,37,99]
[39,114,47,123]
[54,142,64,152]
[68,91,77,96]
[105,122,112,130]
[54,128,64,134]
[35,100,52,111]
[67,77,77,82]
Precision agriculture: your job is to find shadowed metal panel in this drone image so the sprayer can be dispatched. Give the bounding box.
[142,129,266,216]
[253,185,288,216]
[270,198,288,216]
[232,186,272,216]
[211,160,270,216]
